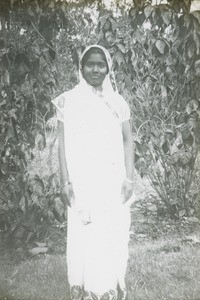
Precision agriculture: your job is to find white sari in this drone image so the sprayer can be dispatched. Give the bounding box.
[52,45,133,300]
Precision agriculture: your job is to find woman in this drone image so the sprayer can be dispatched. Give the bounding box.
[52,45,134,300]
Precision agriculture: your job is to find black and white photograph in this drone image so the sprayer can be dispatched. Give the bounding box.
[0,0,200,299]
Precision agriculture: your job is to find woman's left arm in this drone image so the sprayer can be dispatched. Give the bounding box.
[121,120,134,203]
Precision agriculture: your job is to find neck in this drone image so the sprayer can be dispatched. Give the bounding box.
[93,85,103,92]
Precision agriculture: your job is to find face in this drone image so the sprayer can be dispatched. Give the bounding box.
[82,53,108,88]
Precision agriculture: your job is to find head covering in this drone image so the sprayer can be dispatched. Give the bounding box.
[79,44,118,94]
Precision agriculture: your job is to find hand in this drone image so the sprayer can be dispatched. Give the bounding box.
[61,183,75,207]
[121,179,134,204]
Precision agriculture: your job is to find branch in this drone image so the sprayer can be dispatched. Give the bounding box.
[136,120,150,137]
[31,22,56,53]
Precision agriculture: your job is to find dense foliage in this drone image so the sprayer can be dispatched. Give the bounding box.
[0,0,96,247]
[0,0,200,250]
[97,1,200,219]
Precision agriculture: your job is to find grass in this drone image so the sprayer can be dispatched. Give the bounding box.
[0,255,69,300]
[1,235,200,300]
[127,237,200,300]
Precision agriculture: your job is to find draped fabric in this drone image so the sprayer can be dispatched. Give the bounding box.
[52,45,134,300]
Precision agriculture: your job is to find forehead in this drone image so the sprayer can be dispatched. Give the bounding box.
[85,53,106,62]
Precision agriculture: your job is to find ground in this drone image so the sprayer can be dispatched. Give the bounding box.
[1,174,200,300]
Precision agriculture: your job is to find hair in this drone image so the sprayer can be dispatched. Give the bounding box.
[81,47,109,73]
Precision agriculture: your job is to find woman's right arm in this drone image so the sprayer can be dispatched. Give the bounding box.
[58,120,74,206]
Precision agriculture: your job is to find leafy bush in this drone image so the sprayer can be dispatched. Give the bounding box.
[0,0,200,252]
[97,1,200,219]
[0,0,96,251]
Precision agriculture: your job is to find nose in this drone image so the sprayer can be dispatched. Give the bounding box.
[93,64,98,72]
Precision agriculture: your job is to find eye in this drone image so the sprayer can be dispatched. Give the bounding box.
[98,62,107,68]
[85,62,94,68]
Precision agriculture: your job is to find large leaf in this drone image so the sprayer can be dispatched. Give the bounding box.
[194,59,200,74]
[162,12,172,25]
[53,197,65,223]
[30,176,45,197]
[109,16,118,32]
[191,11,200,24]
[129,7,137,21]
[155,40,166,54]
[180,123,191,141]
[35,132,46,151]
[29,247,48,256]
[100,17,111,33]
[162,140,169,154]
[184,14,191,29]
[144,5,154,19]
[194,121,200,142]
[179,150,193,166]
[194,33,200,55]
[186,99,199,115]
[99,15,109,30]
[184,134,194,146]
[161,85,167,99]
[182,0,192,13]
[187,115,196,130]
[166,55,176,66]
[48,173,60,193]
[114,52,125,68]
[117,43,126,54]
[187,42,196,59]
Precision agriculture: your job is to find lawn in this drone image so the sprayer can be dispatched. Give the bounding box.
[127,236,200,300]
[1,231,200,300]
[0,254,69,300]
